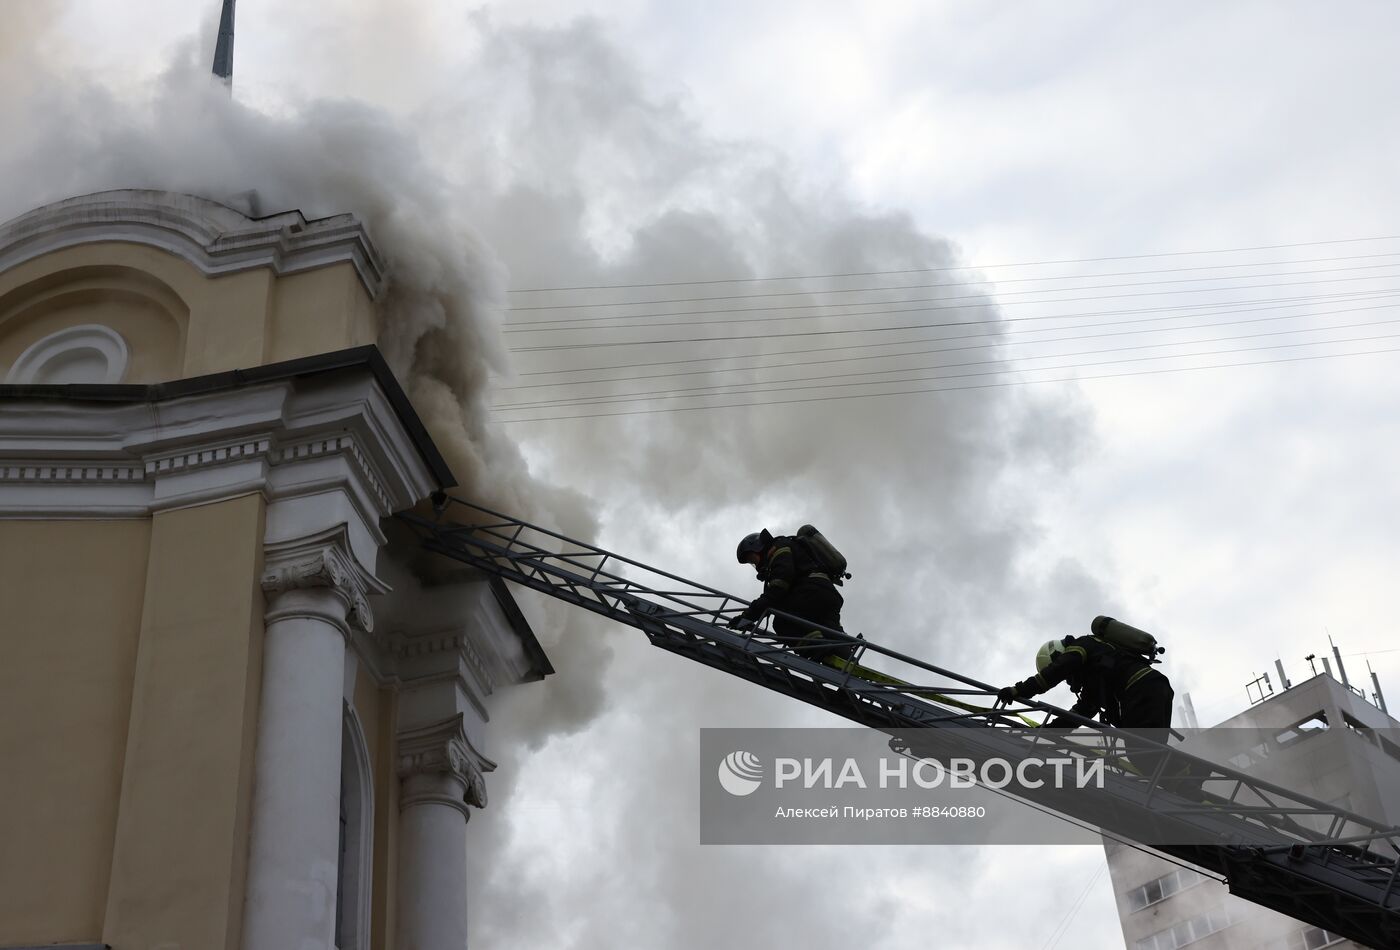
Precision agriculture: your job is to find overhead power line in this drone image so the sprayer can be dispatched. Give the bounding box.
[495,324,1400,412]
[1041,864,1108,950]
[497,300,1400,398]
[508,280,1400,352]
[506,234,1400,293]
[507,289,1400,380]
[505,252,1400,314]
[493,344,1400,423]
[504,267,1400,332]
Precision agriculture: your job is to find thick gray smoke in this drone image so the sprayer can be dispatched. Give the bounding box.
[1,5,1121,948]
[401,17,1116,950]
[0,6,621,737]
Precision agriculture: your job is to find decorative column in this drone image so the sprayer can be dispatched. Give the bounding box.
[242,526,377,950]
[395,714,487,950]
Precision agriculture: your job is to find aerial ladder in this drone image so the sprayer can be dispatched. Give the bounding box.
[398,496,1400,948]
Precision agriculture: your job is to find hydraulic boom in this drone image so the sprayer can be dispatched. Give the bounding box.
[398,496,1400,947]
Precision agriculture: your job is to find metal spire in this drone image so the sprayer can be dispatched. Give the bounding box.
[212,0,235,85]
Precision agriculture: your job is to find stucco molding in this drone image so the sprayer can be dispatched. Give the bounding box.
[0,189,386,299]
[4,323,131,384]
[396,713,490,816]
[393,627,497,694]
[273,433,393,515]
[262,524,387,634]
[0,371,436,523]
[145,436,273,478]
[0,461,144,483]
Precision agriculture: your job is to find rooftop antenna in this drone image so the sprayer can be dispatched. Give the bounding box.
[1274,657,1292,691]
[1245,671,1273,706]
[1180,692,1200,729]
[1328,633,1352,689]
[212,0,236,88]
[1368,659,1389,716]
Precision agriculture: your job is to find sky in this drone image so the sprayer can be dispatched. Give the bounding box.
[6,2,1400,948]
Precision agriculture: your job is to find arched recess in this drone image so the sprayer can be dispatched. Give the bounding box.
[0,265,188,384]
[337,702,375,950]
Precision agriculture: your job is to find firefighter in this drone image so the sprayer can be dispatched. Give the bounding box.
[997,632,1184,783]
[728,529,857,662]
[996,634,1174,730]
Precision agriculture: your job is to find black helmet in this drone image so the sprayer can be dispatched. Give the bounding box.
[736,530,772,564]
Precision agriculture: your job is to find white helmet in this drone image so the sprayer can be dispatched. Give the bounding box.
[1035,639,1067,673]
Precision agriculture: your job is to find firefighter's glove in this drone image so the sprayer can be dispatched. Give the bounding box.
[727,615,756,632]
[996,685,1018,706]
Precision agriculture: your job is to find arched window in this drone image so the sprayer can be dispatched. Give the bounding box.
[337,703,374,950]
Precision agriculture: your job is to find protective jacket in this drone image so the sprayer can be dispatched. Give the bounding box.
[741,536,832,620]
[1011,634,1172,728]
[741,536,853,661]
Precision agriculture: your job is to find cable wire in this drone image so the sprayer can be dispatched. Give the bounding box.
[498,298,1400,393]
[506,234,1400,293]
[494,344,1400,423]
[1040,863,1108,950]
[509,289,1400,379]
[496,326,1400,412]
[508,280,1400,352]
[504,266,1400,329]
[494,317,1400,411]
[505,254,1400,314]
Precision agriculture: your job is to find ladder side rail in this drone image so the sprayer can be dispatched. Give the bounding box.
[968,730,1363,846]
[424,500,756,604]
[415,513,1048,727]
[408,512,751,624]
[416,536,749,640]
[525,560,1398,920]
[602,576,1388,856]
[419,537,651,632]
[1162,843,1400,946]
[405,508,1400,861]
[713,632,1397,852]
[410,508,1160,726]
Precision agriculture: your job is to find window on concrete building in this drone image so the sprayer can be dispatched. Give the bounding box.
[1228,740,1272,770]
[1339,712,1400,768]
[336,704,374,950]
[1379,734,1400,767]
[1126,867,1207,912]
[1275,712,1328,748]
[1283,925,1345,949]
[1134,904,1236,950]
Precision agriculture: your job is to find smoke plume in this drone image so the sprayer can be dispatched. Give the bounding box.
[0,5,1117,948]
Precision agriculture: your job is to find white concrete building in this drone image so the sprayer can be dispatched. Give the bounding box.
[1104,672,1399,950]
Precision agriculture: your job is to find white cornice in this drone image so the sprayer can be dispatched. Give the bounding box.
[0,372,436,526]
[0,190,386,299]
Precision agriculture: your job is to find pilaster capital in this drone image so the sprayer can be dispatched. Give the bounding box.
[397,713,490,816]
[262,523,387,633]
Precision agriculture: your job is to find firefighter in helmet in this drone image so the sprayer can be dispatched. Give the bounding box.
[997,622,1183,783]
[729,529,856,662]
[996,628,1174,730]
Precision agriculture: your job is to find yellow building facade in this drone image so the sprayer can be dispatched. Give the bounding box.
[0,190,550,950]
